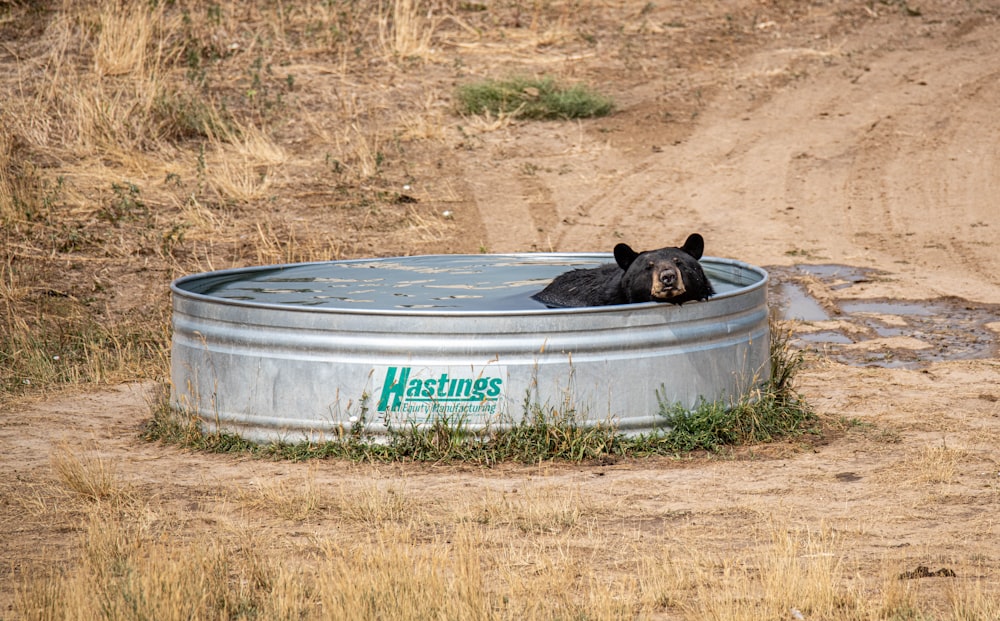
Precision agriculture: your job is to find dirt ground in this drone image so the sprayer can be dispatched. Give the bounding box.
[2,0,1000,616]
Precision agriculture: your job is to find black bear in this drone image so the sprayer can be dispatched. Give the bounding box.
[532,234,715,307]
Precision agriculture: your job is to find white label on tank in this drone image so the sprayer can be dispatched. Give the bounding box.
[373,365,507,423]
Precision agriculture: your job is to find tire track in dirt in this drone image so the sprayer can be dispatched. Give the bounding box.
[520,170,560,250]
[520,21,1000,304]
[548,159,656,250]
[457,129,613,253]
[459,157,543,252]
[459,128,669,253]
[908,69,1000,287]
[457,12,1000,304]
[836,50,1000,302]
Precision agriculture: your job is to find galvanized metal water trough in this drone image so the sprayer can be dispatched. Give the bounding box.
[170,254,769,443]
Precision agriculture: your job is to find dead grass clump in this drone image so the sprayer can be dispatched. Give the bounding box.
[334,481,417,526]
[653,525,848,619]
[503,562,636,620]
[947,570,1000,620]
[339,123,391,179]
[54,2,180,154]
[0,284,168,402]
[92,0,165,78]
[17,498,284,620]
[248,217,350,265]
[314,527,487,620]
[471,485,584,534]
[377,0,440,61]
[206,155,274,203]
[202,121,287,203]
[639,522,1000,621]
[239,467,326,522]
[0,133,26,222]
[50,443,127,504]
[14,573,74,621]
[914,442,963,485]
[80,526,245,620]
[396,90,449,141]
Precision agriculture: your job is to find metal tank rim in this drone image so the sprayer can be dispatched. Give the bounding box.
[169,253,769,316]
[170,253,771,442]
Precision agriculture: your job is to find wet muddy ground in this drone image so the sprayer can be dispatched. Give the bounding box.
[769,265,999,369]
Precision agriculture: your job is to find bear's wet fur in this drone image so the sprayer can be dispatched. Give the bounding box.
[532,234,715,308]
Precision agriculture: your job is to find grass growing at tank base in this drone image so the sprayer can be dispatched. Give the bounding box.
[455,76,614,121]
[143,393,624,465]
[143,322,816,462]
[641,323,817,454]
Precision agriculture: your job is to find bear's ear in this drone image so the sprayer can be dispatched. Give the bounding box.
[680,233,705,260]
[613,243,639,270]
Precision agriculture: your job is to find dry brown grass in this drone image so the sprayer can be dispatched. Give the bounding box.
[470,484,585,534]
[378,0,440,61]
[335,479,420,525]
[913,442,964,485]
[0,0,484,402]
[238,466,325,521]
[50,443,126,503]
[13,463,1000,621]
[671,525,848,619]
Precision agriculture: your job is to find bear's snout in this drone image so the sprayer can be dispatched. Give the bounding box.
[651,264,686,299]
[658,269,677,288]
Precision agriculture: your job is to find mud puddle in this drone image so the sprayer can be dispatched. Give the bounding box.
[768,265,999,368]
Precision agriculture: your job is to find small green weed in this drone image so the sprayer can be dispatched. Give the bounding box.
[455,76,614,120]
[102,182,148,225]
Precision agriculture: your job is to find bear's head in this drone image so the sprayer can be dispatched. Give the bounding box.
[613,234,715,304]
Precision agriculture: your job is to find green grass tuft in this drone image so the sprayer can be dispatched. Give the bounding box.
[455,76,614,120]
[632,321,815,454]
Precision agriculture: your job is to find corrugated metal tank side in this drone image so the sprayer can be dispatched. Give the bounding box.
[170,256,768,443]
